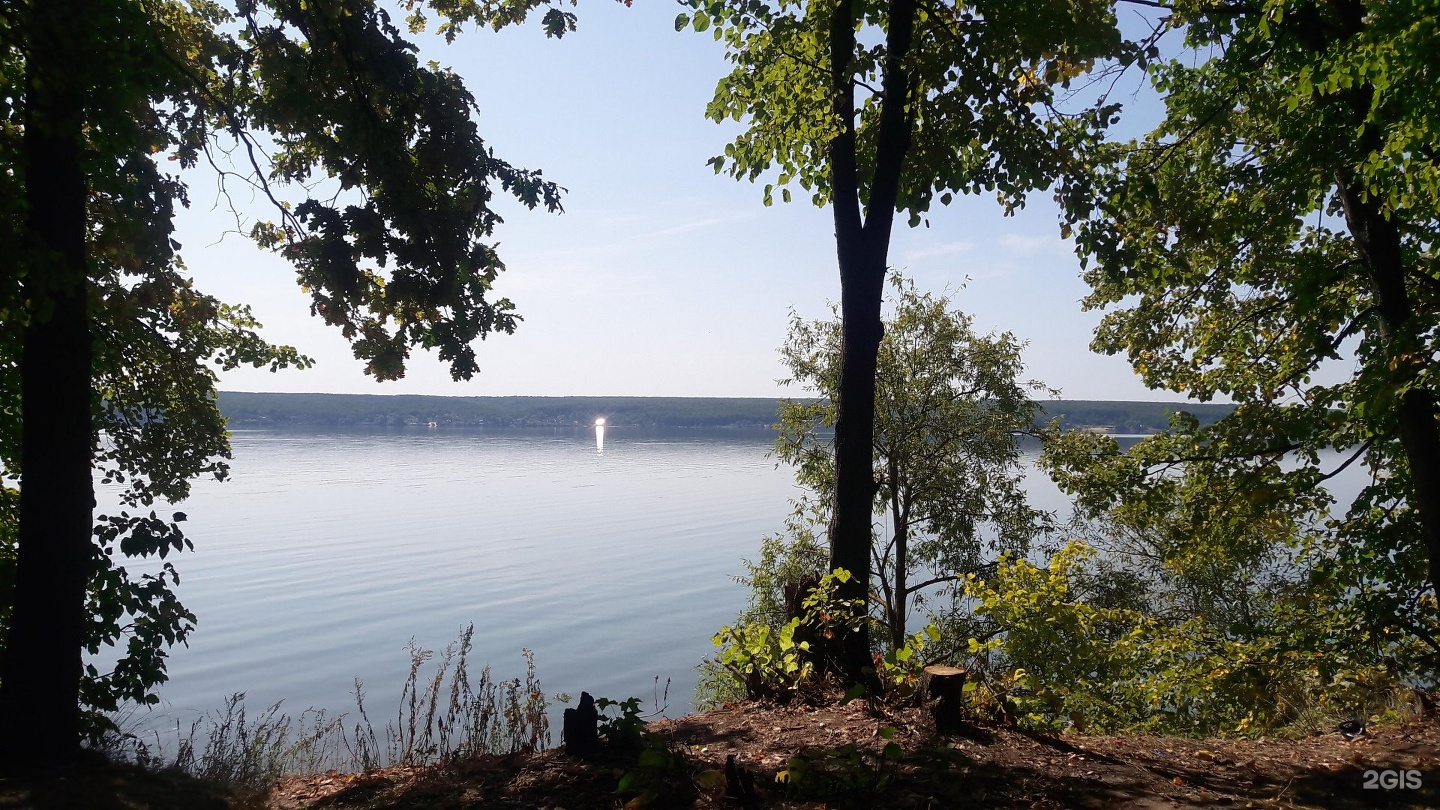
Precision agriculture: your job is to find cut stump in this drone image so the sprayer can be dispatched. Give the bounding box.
[563,691,599,759]
[923,664,969,733]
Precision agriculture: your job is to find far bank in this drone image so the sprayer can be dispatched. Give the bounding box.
[217,391,1236,434]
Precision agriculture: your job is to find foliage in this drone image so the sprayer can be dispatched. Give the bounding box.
[683,0,1129,679]
[0,0,313,714]
[399,0,633,43]
[733,514,830,632]
[582,684,700,809]
[166,694,345,790]
[595,695,648,750]
[705,528,939,705]
[682,0,1126,218]
[877,624,938,699]
[692,655,749,712]
[1044,424,1440,714]
[968,537,1420,736]
[711,569,867,701]
[1,279,312,724]
[713,620,815,702]
[773,275,1053,649]
[611,739,694,809]
[1040,400,1234,435]
[1054,0,1440,626]
[0,0,589,736]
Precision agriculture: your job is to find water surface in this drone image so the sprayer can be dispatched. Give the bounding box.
[101,427,805,728]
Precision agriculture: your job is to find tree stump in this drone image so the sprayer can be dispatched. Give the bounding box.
[724,753,760,808]
[922,665,968,733]
[563,691,599,759]
[783,575,820,663]
[782,575,820,621]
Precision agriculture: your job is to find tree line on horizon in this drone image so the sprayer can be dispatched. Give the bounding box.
[214,391,1237,433]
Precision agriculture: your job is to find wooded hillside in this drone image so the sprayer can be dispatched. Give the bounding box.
[216,391,1235,433]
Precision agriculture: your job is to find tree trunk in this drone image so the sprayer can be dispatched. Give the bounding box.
[891,504,909,652]
[822,0,872,683]
[0,0,96,769]
[828,242,886,681]
[1337,177,1440,599]
[820,0,918,687]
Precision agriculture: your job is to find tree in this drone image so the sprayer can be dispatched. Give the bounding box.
[1053,0,1440,640]
[774,276,1052,651]
[0,0,581,768]
[969,452,1436,734]
[2,3,316,732]
[681,0,1123,677]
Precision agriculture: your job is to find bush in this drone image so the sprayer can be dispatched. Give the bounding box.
[966,541,1417,735]
[711,570,866,701]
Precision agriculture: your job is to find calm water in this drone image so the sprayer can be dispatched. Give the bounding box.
[95,427,1360,733]
[96,427,824,729]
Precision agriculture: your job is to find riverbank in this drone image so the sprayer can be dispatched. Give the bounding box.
[4,701,1433,809]
[215,391,1237,434]
[265,702,1440,809]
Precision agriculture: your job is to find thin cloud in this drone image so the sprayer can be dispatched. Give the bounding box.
[648,211,760,241]
[998,233,1069,256]
[521,210,761,262]
[902,241,976,263]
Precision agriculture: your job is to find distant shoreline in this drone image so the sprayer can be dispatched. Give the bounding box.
[217,391,1235,434]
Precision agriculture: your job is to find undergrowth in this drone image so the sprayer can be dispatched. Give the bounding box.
[95,623,551,789]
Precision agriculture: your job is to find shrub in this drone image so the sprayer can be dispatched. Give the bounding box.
[711,569,866,701]
[967,541,1417,735]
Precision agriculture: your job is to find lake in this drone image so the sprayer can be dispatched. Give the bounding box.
[93,427,854,732]
[94,427,1359,736]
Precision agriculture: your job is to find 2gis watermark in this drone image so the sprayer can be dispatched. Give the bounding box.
[1362,769,1424,790]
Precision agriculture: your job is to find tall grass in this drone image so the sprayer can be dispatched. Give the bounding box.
[98,624,552,789]
[177,697,345,785]
[347,624,550,769]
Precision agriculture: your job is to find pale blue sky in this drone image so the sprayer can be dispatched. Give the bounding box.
[179,1,1171,401]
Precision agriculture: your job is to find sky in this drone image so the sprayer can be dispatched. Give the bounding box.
[177,1,1178,401]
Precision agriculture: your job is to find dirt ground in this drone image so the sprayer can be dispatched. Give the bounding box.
[257,701,1438,810]
[4,702,1433,808]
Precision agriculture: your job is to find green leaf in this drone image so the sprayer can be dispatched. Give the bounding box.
[694,769,726,791]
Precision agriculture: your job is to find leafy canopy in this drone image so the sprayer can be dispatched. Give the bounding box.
[1054,0,1440,619]
[1,0,586,716]
[1052,0,1440,645]
[681,0,1127,218]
